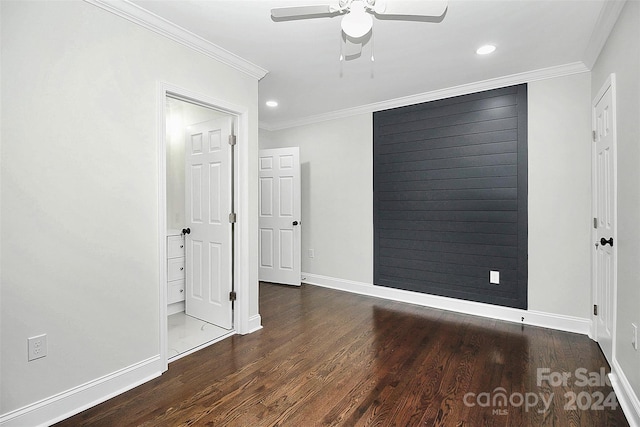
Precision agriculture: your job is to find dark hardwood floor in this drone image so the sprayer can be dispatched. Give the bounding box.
[56,283,629,426]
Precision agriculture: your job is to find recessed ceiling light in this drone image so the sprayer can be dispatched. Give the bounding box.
[266,100,279,107]
[476,44,496,55]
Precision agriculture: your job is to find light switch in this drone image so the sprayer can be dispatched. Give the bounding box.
[490,270,500,285]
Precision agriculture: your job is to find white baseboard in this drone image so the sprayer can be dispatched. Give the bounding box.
[0,356,162,427]
[610,360,640,427]
[302,272,592,335]
[167,301,185,315]
[246,314,263,334]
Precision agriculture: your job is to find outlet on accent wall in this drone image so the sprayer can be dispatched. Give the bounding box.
[490,270,500,285]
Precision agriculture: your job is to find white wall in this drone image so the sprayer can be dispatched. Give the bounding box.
[260,72,592,320]
[591,0,640,405]
[259,114,373,283]
[1,0,259,418]
[528,73,592,318]
[167,99,187,230]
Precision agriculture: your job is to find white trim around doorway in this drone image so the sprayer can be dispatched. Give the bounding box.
[157,81,253,372]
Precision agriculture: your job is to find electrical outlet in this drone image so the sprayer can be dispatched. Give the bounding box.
[632,323,638,351]
[308,249,315,258]
[28,334,47,361]
[490,270,500,285]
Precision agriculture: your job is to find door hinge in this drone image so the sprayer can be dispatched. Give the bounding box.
[229,291,237,301]
[593,217,598,229]
[592,130,597,142]
[594,304,598,316]
[228,135,237,146]
[229,212,237,223]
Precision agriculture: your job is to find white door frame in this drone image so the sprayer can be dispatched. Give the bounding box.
[590,73,618,361]
[157,82,251,371]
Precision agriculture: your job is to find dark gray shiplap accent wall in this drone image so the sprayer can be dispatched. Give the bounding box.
[373,85,528,309]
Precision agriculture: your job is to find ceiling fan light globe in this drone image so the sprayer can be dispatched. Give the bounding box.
[341,10,373,38]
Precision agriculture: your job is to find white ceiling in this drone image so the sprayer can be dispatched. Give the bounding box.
[130,0,609,129]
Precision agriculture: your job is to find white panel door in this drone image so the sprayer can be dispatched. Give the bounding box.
[185,118,233,329]
[592,78,616,365]
[259,148,301,286]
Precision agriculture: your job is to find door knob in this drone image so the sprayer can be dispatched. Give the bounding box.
[600,237,613,246]
[182,228,191,235]
[292,221,299,226]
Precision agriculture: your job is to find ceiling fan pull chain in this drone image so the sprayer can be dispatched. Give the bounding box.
[339,33,344,77]
[370,23,375,78]
[370,23,375,62]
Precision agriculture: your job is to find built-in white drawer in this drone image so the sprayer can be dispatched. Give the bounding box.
[168,257,185,281]
[167,235,185,259]
[168,279,185,304]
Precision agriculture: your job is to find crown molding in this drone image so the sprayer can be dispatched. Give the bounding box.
[84,0,268,80]
[260,61,589,131]
[582,0,627,70]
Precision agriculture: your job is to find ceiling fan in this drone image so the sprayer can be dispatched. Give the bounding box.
[271,0,448,39]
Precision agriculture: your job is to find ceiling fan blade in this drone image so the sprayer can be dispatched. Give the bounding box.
[374,0,448,17]
[271,5,334,19]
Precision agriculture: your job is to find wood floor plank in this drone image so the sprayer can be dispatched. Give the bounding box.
[55,283,630,427]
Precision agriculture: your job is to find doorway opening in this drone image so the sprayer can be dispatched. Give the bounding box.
[165,96,236,361]
[158,81,258,368]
